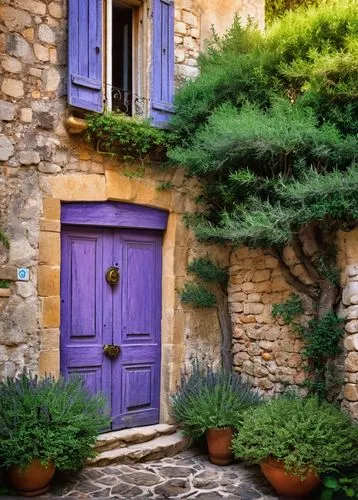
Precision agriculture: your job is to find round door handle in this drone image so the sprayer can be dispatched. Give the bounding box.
[103,344,121,358]
[106,266,120,286]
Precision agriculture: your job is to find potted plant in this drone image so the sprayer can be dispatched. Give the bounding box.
[0,373,110,496]
[232,394,358,497]
[171,361,260,465]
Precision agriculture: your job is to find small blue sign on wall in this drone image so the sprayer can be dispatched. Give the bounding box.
[17,268,30,281]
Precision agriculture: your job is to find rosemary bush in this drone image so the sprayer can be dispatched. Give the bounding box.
[171,362,261,439]
[232,395,358,478]
[0,374,110,470]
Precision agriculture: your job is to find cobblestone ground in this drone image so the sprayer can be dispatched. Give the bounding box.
[43,449,280,499]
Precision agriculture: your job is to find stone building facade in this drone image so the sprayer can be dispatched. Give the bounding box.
[0,0,357,424]
[0,0,260,424]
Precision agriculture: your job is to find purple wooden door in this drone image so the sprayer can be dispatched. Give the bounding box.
[61,226,162,430]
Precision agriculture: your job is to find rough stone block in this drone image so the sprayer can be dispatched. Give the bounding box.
[175,21,187,34]
[344,384,358,402]
[42,197,60,220]
[42,67,60,91]
[19,151,41,165]
[39,232,60,265]
[40,328,60,351]
[38,265,60,296]
[1,78,24,98]
[0,100,16,121]
[20,108,32,122]
[253,270,271,283]
[0,5,32,30]
[34,42,49,61]
[182,10,197,26]
[0,135,14,161]
[2,56,22,73]
[49,174,107,201]
[39,349,60,377]
[0,266,17,281]
[345,352,358,372]
[244,302,264,315]
[38,24,55,44]
[344,334,358,352]
[48,2,63,18]
[346,320,358,334]
[42,297,60,328]
[23,27,34,41]
[16,0,47,15]
[9,239,35,266]
[39,219,60,232]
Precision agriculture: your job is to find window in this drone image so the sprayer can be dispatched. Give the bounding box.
[68,0,174,127]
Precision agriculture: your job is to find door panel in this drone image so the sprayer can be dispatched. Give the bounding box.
[111,230,162,429]
[61,225,162,431]
[60,226,112,414]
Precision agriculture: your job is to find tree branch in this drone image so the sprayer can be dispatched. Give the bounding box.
[270,248,319,300]
[291,234,323,284]
[215,286,233,372]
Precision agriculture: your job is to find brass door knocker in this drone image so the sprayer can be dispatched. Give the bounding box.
[103,344,121,358]
[106,266,120,286]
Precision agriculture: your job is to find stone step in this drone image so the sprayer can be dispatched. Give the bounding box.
[89,431,190,466]
[94,423,177,452]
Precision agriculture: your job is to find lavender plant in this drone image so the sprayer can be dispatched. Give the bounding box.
[171,361,261,439]
[0,373,110,470]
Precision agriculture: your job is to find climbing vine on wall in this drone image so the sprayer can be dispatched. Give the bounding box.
[272,294,344,398]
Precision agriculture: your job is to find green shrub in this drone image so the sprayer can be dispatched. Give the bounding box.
[171,361,261,439]
[86,112,168,160]
[0,374,110,471]
[179,281,217,308]
[232,395,358,478]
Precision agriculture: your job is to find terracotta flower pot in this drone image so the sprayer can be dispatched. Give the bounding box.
[206,427,234,465]
[8,459,56,497]
[260,457,321,497]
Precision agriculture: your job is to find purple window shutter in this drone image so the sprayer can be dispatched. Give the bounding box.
[151,0,175,127]
[68,0,103,112]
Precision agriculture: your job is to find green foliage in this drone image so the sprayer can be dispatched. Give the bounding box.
[179,282,216,308]
[272,295,344,397]
[303,312,344,364]
[321,472,358,499]
[168,0,358,249]
[272,293,304,324]
[266,0,319,24]
[86,112,168,160]
[0,280,10,289]
[171,361,261,439]
[232,394,358,478]
[187,257,228,285]
[156,181,174,191]
[189,165,358,248]
[0,374,110,471]
[0,230,9,249]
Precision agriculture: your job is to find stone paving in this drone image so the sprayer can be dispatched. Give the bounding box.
[43,449,280,499]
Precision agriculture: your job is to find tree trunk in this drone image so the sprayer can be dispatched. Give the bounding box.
[215,287,233,372]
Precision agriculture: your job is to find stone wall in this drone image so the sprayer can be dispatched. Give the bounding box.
[229,246,310,393]
[229,230,358,419]
[339,230,358,420]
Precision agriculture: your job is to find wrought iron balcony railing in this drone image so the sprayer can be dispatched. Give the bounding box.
[105,84,147,116]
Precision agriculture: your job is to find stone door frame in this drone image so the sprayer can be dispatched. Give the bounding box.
[38,171,186,423]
